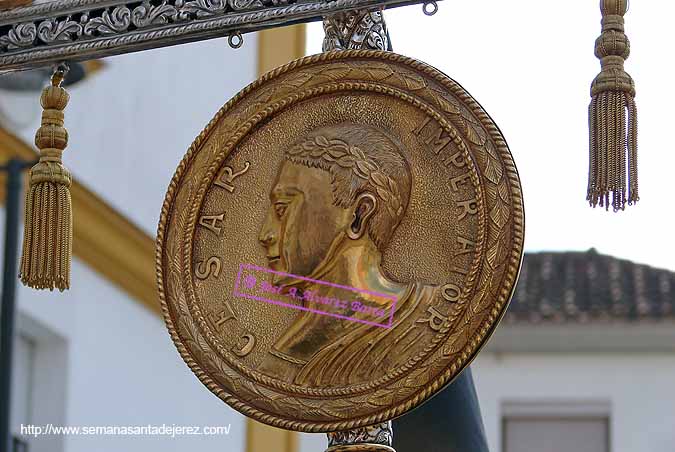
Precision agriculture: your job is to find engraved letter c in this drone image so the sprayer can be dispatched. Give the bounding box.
[233,334,256,357]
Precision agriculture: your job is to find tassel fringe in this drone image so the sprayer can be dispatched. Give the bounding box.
[19,66,72,291]
[588,91,638,211]
[20,178,72,290]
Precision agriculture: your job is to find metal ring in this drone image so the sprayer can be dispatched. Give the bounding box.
[54,61,70,77]
[422,1,438,16]
[228,32,243,49]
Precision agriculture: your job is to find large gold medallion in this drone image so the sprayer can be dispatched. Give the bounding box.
[157,50,524,432]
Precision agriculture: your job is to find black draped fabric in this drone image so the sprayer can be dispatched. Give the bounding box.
[393,367,489,452]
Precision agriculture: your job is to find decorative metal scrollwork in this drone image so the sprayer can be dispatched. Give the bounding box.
[327,422,394,448]
[0,22,37,51]
[0,0,441,71]
[227,0,264,11]
[323,9,390,51]
[131,1,178,28]
[83,7,131,36]
[176,0,227,20]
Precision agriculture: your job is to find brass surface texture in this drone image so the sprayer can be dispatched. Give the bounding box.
[157,50,524,432]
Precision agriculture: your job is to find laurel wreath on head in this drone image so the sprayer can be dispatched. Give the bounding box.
[287,135,404,218]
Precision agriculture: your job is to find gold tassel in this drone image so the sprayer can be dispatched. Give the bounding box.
[19,65,72,291]
[588,0,638,211]
[586,0,640,212]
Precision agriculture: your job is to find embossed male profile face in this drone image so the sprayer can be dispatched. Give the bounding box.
[257,123,412,286]
[257,161,353,284]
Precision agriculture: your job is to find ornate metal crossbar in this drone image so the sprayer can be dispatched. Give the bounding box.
[0,0,439,71]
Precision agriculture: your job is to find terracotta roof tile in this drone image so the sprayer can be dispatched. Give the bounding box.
[505,249,675,324]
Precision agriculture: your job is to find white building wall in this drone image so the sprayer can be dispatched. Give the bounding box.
[473,352,675,452]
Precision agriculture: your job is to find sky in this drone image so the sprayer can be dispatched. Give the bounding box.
[308,0,675,272]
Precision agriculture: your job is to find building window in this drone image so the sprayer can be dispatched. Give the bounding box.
[11,334,35,450]
[502,401,610,452]
[12,313,69,452]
